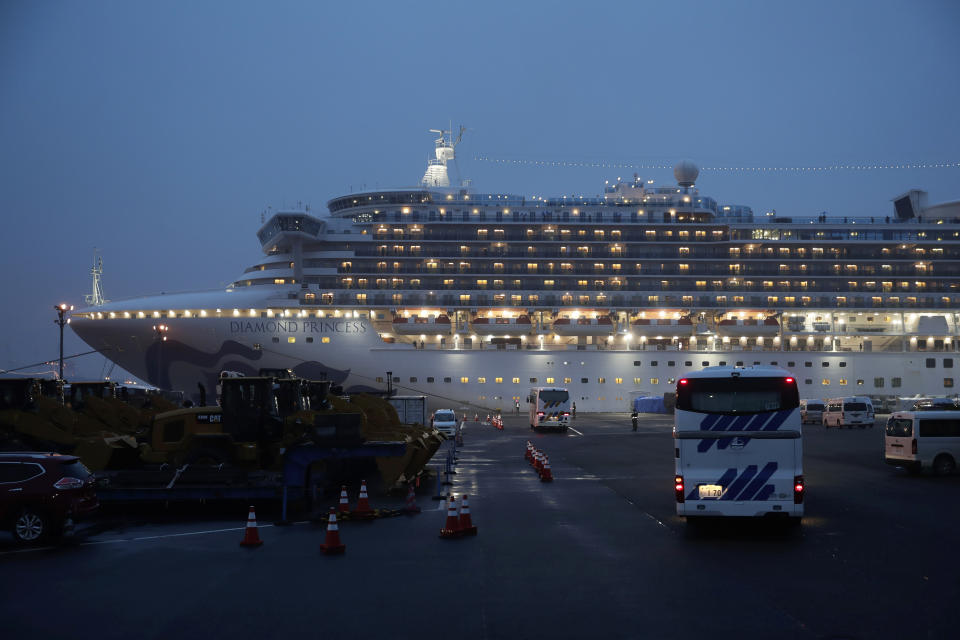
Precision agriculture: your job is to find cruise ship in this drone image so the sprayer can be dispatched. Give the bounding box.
[70,130,960,411]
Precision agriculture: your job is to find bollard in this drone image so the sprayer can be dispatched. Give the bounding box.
[431,466,447,500]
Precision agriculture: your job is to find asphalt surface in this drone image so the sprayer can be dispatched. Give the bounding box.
[2,413,958,640]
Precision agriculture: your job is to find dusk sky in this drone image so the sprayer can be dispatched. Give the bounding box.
[1,0,958,382]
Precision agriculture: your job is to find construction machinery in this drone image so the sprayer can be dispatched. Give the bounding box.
[0,372,444,499]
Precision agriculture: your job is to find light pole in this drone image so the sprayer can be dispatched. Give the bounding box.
[386,370,392,397]
[54,303,73,380]
[153,324,168,387]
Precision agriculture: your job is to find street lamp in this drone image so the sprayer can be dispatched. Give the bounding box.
[54,303,73,381]
[153,324,168,387]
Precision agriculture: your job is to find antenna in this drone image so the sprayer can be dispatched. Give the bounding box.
[84,249,108,306]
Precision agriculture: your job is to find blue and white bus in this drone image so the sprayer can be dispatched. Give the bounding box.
[673,366,804,522]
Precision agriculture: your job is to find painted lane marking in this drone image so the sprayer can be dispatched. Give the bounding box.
[568,427,584,436]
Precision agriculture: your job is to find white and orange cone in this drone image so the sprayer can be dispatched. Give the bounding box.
[439,494,462,539]
[403,483,421,514]
[338,485,351,514]
[320,507,346,555]
[239,505,263,547]
[354,480,376,520]
[458,494,478,536]
[540,456,554,482]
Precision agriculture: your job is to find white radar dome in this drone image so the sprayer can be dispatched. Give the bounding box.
[673,160,699,187]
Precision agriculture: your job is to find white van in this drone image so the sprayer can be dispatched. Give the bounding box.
[822,396,874,428]
[528,387,571,432]
[884,410,960,475]
[430,408,459,437]
[673,366,804,522]
[800,400,825,425]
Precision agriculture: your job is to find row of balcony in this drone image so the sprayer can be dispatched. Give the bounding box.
[303,290,960,309]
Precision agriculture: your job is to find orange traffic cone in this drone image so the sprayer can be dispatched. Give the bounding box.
[338,485,351,514]
[525,441,533,462]
[239,505,263,547]
[458,494,478,535]
[540,456,554,482]
[403,483,421,514]
[440,495,462,538]
[320,507,346,555]
[534,451,544,472]
[354,480,376,520]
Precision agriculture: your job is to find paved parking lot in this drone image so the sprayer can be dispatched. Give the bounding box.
[2,413,958,640]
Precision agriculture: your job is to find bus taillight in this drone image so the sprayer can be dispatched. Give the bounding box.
[674,475,685,503]
[537,411,545,417]
[562,411,570,416]
[678,379,688,386]
[793,475,805,504]
[785,377,794,384]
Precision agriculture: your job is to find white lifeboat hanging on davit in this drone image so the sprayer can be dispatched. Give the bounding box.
[391,312,452,335]
[715,316,780,337]
[551,314,615,336]
[470,314,533,336]
[629,316,694,337]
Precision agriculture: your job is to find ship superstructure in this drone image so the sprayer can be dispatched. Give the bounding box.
[70,132,960,410]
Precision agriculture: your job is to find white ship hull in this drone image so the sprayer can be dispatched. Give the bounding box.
[70,290,958,413]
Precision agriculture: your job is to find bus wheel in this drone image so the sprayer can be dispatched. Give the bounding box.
[933,454,956,476]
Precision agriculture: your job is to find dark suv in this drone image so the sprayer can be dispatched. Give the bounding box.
[0,453,99,543]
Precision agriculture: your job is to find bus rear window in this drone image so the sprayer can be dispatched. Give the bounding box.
[885,418,913,437]
[539,390,569,404]
[676,377,799,414]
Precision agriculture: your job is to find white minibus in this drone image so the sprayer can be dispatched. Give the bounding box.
[528,387,571,432]
[822,396,874,428]
[884,410,960,476]
[800,399,825,425]
[674,366,804,522]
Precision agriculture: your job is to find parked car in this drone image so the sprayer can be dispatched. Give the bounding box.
[0,452,99,543]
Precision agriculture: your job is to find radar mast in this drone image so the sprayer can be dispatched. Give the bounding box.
[421,125,465,187]
[84,250,108,306]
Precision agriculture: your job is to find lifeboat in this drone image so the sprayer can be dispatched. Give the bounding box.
[630,317,693,337]
[715,317,780,337]
[470,314,533,336]
[391,314,452,335]
[551,316,615,336]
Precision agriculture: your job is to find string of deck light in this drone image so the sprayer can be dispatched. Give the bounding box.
[474,155,960,173]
